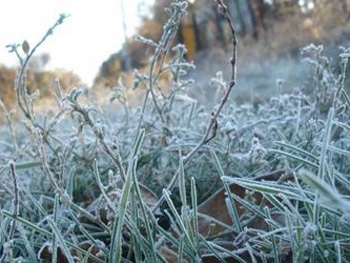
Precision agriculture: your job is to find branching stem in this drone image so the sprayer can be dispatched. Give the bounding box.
[152,0,238,212]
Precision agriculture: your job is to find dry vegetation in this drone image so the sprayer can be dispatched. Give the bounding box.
[1,1,350,262]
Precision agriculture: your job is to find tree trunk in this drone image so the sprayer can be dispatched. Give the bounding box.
[230,0,247,36]
[255,0,267,32]
[247,0,258,39]
[213,4,226,48]
[341,0,350,20]
[192,10,203,51]
[120,0,132,71]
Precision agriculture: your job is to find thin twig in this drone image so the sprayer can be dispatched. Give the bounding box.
[15,14,68,120]
[64,96,127,182]
[0,161,20,263]
[0,100,18,152]
[152,0,238,212]
[7,15,69,158]
[137,2,187,133]
[8,161,19,240]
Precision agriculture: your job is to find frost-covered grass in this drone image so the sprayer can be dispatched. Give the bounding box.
[1,1,350,262]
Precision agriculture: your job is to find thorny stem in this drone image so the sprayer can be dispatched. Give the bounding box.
[152,0,237,212]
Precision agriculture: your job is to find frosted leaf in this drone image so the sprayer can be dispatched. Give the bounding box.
[301,43,323,54]
[134,34,157,47]
[303,221,317,241]
[223,121,234,132]
[22,40,30,55]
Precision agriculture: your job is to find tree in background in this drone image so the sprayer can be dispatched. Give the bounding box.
[93,0,350,93]
[93,3,164,90]
[27,54,80,98]
[343,0,350,19]
[0,64,17,109]
[246,0,268,39]
[0,54,80,112]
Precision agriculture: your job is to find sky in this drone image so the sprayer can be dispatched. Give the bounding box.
[0,0,154,86]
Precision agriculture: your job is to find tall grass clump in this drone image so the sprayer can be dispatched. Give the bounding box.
[1,0,350,262]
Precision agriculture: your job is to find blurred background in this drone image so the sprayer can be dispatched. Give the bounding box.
[1,0,350,111]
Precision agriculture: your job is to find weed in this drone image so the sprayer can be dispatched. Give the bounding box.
[1,1,350,262]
